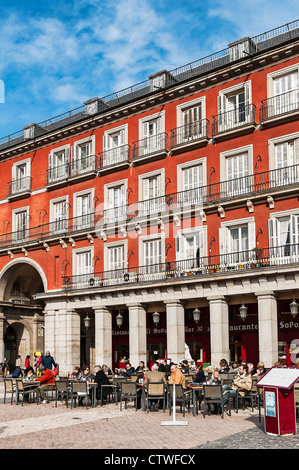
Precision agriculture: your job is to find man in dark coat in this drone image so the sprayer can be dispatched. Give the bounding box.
[93,365,111,403]
[41,351,56,371]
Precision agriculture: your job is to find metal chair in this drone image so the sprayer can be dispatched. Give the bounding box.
[70,381,89,409]
[16,380,39,405]
[55,380,70,407]
[202,384,231,419]
[167,383,192,417]
[119,382,139,411]
[3,378,16,404]
[145,382,166,412]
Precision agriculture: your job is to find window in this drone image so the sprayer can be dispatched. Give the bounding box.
[72,140,93,175]
[177,157,207,207]
[11,159,31,194]
[50,197,68,233]
[175,229,205,270]
[267,65,299,118]
[273,70,298,115]
[139,170,165,216]
[138,112,165,156]
[104,180,127,223]
[13,208,28,242]
[268,214,299,258]
[139,235,165,279]
[220,146,253,197]
[219,218,255,264]
[217,82,252,132]
[74,191,93,230]
[269,134,299,186]
[103,125,128,166]
[48,146,70,182]
[174,97,206,146]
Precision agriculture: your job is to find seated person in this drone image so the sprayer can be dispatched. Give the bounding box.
[135,361,145,372]
[158,359,170,374]
[222,364,252,404]
[35,365,55,403]
[180,360,190,374]
[70,365,83,380]
[23,366,37,381]
[144,363,167,411]
[218,358,229,373]
[121,363,135,378]
[193,365,205,384]
[91,365,112,404]
[168,363,186,388]
[102,364,113,376]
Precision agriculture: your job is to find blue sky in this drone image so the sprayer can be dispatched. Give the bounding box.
[0,0,298,139]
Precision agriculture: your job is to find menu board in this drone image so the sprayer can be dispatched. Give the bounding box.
[257,367,299,389]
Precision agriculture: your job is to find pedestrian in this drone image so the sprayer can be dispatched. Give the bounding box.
[24,355,31,374]
[41,351,56,371]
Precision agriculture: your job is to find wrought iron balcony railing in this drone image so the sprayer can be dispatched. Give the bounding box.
[261,88,299,120]
[170,119,209,148]
[1,163,298,250]
[132,133,168,159]
[212,104,256,134]
[62,243,299,290]
[98,145,131,169]
[46,162,70,185]
[70,154,97,177]
[7,176,32,197]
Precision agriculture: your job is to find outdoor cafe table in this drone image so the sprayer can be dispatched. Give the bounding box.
[187,384,203,416]
[15,380,42,405]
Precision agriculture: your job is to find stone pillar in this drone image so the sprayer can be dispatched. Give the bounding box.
[94,307,112,368]
[48,306,80,376]
[256,291,278,368]
[164,301,185,364]
[127,303,147,367]
[44,310,56,357]
[208,296,230,367]
[0,310,5,359]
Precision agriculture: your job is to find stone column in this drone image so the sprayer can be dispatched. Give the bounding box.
[127,303,147,367]
[208,296,230,367]
[49,306,80,376]
[44,310,56,357]
[256,291,278,368]
[94,307,112,368]
[164,301,185,364]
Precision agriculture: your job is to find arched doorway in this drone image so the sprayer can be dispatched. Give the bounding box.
[0,260,46,371]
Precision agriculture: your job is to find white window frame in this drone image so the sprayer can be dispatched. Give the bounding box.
[267,64,299,98]
[138,233,165,272]
[73,188,94,230]
[104,240,127,272]
[11,158,31,194]
[48,144,70,182]
[72,246,94,276]
[219,145,253,196]
[138,111,165,139]
[12,206,29,241]
[176,96,206,127]
[217,81,252,131]
[104,179,127,224]
[138,168,165,216]
[103,124,128,166]
[268,132,299,170]
[269,209,299,259]
[219,217,256,264]
[175,226,207,268]
[50,195,69,233]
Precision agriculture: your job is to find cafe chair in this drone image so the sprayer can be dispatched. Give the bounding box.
[16,379,39,405]
[145,382,166,413]
[113,377,127,402]
[202,384,231,419]
[70,381,89,409]
[3,378,16,405]
[167,383,192,417]
[119,382,139,411]
[55,380,70,408]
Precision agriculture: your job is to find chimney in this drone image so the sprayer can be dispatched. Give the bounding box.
[148,70,177,92]
[23,123,45,140]
[84,97,108,115]
[228,37,257,61]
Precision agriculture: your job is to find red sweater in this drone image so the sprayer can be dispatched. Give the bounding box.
[35,369,55,386]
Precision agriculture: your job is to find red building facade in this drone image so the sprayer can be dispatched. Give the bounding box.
[0,20,299,374]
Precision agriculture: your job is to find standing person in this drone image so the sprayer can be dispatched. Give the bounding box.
[168,363,186,388]
[1,357,9,378]
[15,354,22,373]
[41,351,56,371]
[35,365,55,403]
[24,355,31,375]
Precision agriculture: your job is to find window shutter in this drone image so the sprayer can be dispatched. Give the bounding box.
[268,218,278,248]
[248,221,256,250]
[175,235,180,260]
[219,227,226,255]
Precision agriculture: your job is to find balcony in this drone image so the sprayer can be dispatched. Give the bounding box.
[170,119,209,154]
[7,176,32,201]
[98,145,131,175]
[260,89,299,126]
[132,133,168,165]
[46,163,69,189]
[62,243,299,290]
[69,155,97,182]
[212,104,256,140]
